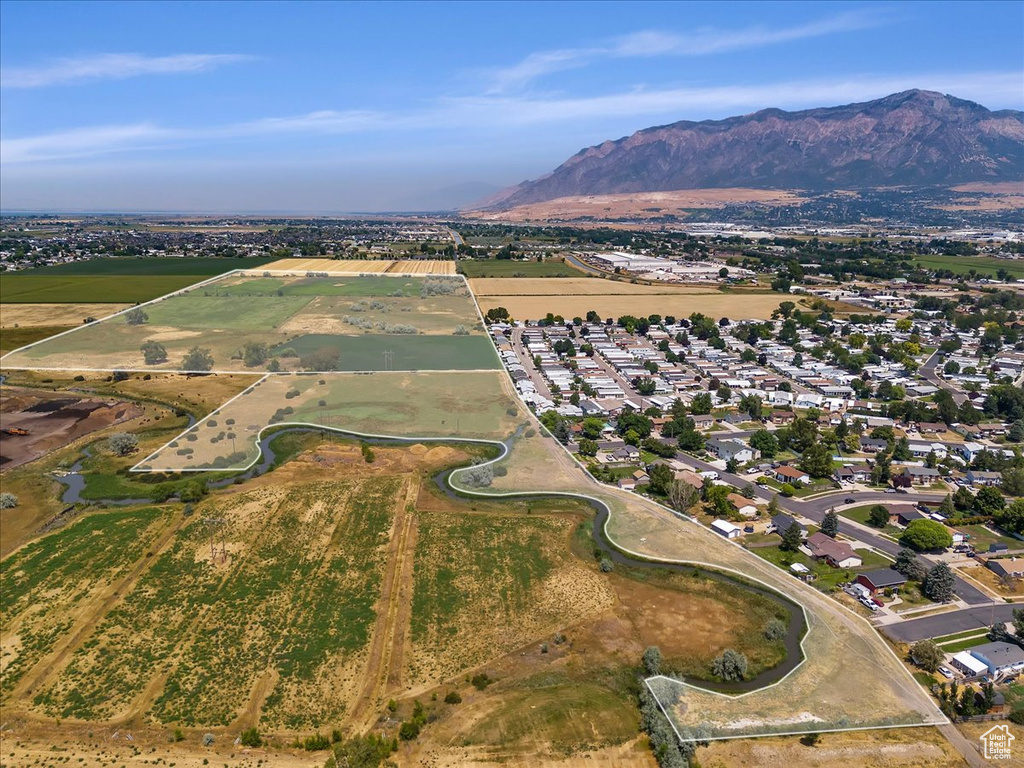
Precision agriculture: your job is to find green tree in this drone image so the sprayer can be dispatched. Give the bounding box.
[821,509,839,538]
[140,340,167,365]
[868,504,891,528]
[799,443,833,479]
[749,429,779,458]
[923,562,956,602]
[738,393,763,421]
[125,306,148,325]
[642,646,662,676]
[181,346,214,372]
[901,519,953,551]
[690,392,713,415]
[241,341,269,367]
[577,438,598,457]
[633,376,657,396]
[711,649,748,681]
[647,463,675,496]
[974,485,1007,515]
[1002,468,1024,497]
[108,432,138,456]
[780,521,803,552]
[895,547,928,581]
[910,639,943,672]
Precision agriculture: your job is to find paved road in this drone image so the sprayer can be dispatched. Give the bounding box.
[921,350,968,405]
[509,327,553,400]
[882,603,1018,642]
[669,450,993,605]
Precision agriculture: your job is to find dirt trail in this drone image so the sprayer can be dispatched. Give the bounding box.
[6,511,183,705]
[345,475,418,730]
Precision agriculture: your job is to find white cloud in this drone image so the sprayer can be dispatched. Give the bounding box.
[1,53,252,89]
[483,9,888,93]
[3,71,1021,164]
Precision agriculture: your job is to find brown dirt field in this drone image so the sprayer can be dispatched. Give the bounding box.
[346,476,419,730]
[0,387,145,470]
[476,291,792,321]
[610,572,764,667]
[696,726,967,767]
[0,303,131,327]
[0,719,323,768]
[464,188,804,223]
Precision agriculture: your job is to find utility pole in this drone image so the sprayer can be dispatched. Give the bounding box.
[203,517,227,564]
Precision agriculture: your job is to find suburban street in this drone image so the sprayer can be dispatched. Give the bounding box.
[883,603,1018,643]
[921,349,969,405]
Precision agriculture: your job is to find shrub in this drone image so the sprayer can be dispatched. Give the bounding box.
[471,673,493,690]
[642,646,662,676]
[303,733,331,751]
[202,734,214,747]
[239,727,261,747]
[711,649,748,681]
[108,432,139,456]
[763,618,787,642]
[398,721,420,741]
[0,492,19,509]
[599,557,614,573]
[444,691,462,704]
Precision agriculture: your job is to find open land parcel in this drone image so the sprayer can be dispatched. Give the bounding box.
[0,267,948,765]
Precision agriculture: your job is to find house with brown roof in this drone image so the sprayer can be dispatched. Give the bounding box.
[775,465,811,485]
[805,532,863,569]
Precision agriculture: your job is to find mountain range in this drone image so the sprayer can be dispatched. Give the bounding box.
[482,90,1024,210]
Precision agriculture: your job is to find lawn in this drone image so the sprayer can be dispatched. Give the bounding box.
[457,259,584,278]
[839,504,902,536]
[937,635,991,653]
[956,524,1022,551]
[751,542,893,592]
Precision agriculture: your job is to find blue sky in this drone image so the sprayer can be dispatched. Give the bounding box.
[1,0,1021,212]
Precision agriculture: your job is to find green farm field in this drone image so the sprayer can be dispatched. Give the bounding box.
[913,253,1024,278]
[140,370,520,470]
[27,478,400,728]
[0,257,278,303]
[0,507,175,704]
[1,273,491,372]
[457,259,584,278]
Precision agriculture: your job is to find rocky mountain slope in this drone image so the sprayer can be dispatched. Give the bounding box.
[487,90,1024,209]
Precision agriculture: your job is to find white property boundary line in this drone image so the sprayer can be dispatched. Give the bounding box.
[130,412,947,740]
[4,265,948,742]
[0,270,502,375]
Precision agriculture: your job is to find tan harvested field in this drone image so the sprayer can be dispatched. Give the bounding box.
[477,291,790,321]
[469,277,716,296]
[394,258,457,274]
[263,257,394,273]
[465,188,804,223]
[469,277,794,320]
[0,302,131,327]
[265,257,456,275]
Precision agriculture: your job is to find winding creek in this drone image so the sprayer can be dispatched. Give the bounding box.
[53,424,807,694]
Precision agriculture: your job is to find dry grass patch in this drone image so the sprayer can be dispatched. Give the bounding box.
[0,303,131,327]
